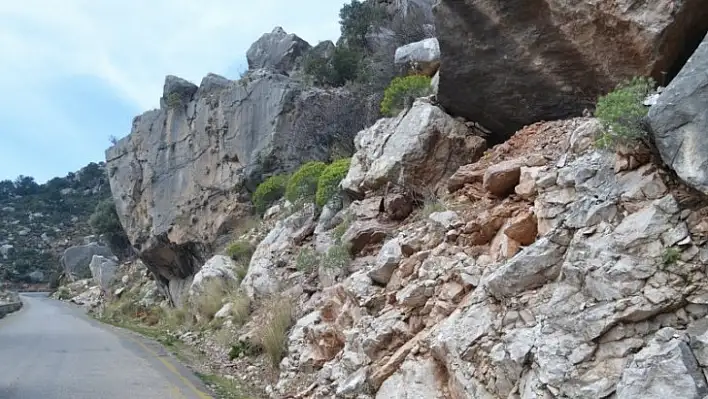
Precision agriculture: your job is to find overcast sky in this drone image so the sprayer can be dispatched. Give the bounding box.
[0,1,346,183]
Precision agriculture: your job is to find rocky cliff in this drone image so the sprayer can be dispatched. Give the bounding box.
[106,29,376,303]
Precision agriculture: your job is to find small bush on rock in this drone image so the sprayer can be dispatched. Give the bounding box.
[595,76,655,149]
[226,240,255,264]
[253,174,288,214]
[380,75,432,116]
[285,161,327,203]
[316,158,351,207]
[296,248,321,272]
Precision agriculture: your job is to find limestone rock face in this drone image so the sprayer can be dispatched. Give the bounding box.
[434,0,708,141]
[649,33,708,195]
[106,71,370,301]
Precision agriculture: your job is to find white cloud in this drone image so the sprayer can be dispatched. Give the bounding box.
[0,0,346,110]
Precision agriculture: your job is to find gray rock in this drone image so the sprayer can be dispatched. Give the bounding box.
[341,98,486,197]
[368,239,403,285]
[616,328,708,399]
[241,206,315,300]
[394,38,440,76]
[246,27,311,74]
[376,357,445,399]
[106,72,370,303]
[484,230,568,299]
[648,33,708,194]
[160,75,198,108]
[435,0,708,141]
[61,243,114,280]
[189,255,239,296]
[88,255,118,290]
[428,210,463,230]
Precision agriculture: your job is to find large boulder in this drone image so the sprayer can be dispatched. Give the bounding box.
[106,72,370,302]
[394,38,440,76]
[246,27,311,74]
[88,255,118,290]
[61,243,114,280]
[434,0,708,141]
[341,98,486,197]
[648,33,708,194]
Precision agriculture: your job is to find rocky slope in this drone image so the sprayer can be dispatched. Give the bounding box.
[53,2,708,399]
[0,162,112,285]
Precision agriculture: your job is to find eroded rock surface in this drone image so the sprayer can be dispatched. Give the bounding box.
[435,0,708,140]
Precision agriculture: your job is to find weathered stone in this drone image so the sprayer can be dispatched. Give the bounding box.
[341,98,486,197]
[394,38,441,76]
[384,194,414,221]
[435,0,708,141]
[428,211,463,230]
[484,231,567,299]
[342,220,390,256]
[447,163,484,193]
[369,239,403,285]
[241,206,315,300]
[61,243,115,280]
[649,33,708,195]
[504,212,538,246]
[375,357,445,399]
[246,27,311,74]
[616,328,708,399]
[88,255,118,290]
[483,160,522,197]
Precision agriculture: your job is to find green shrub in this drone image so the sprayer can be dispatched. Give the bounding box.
[296,248,321,272]
[321,244,351,270]
[225,240,254,264]
[595,76,655,148]
[662,247,681,265]
[380,75,432,116]
[285,161,327,203]
[339,0,386,49]
[303,46,363,87]
[253,174,288,214]
[316,158,351,207]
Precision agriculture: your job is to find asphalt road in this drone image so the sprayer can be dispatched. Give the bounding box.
[0,293,213,399]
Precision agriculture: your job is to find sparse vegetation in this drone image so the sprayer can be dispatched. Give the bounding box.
[662,247,682,265]
[333,212,354,243]
[321,243,351,270]
[380,75,433,116]
[257,296,295,368]
[296,248,321,272]
[252,174,288,214]
[192,279,234,322]
[316,158,351,207]
[285,161,327,203]
[595,76,655,149]
[226,240,255,264]
[166,92,182,108]
[196,373,253,399]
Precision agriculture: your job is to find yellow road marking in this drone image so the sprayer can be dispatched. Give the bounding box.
[120,330,212,399]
